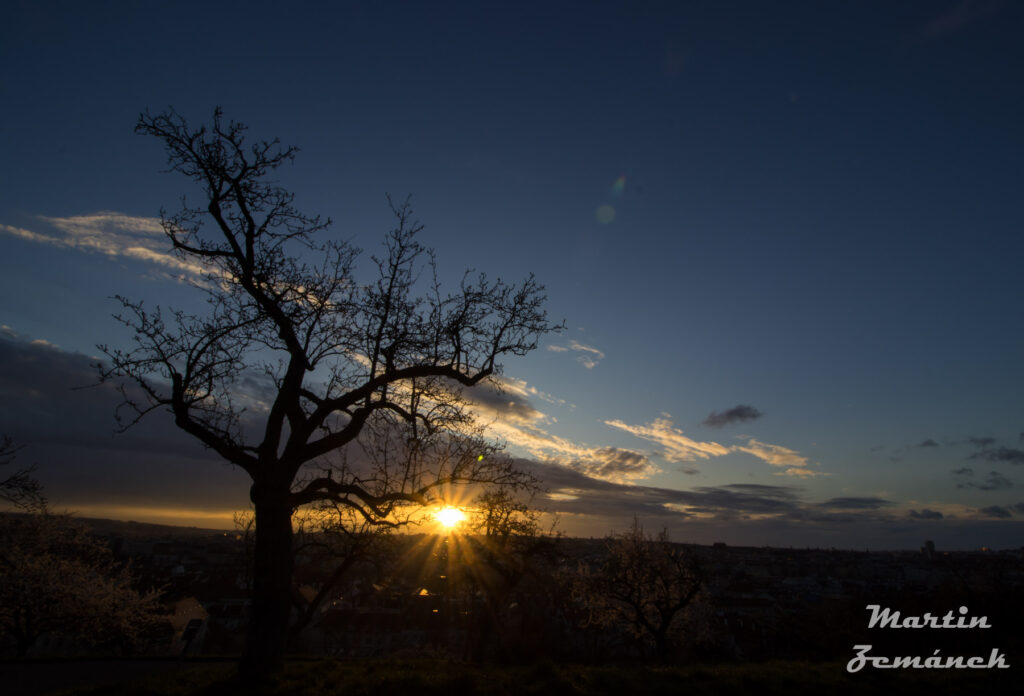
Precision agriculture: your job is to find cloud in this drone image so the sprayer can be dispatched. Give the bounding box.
[0,331,250,510]
[548,340,605,369]
[469,392,660,484]
[516,459,807,520]
[735,439,807,468]
[493,376,568,408]
[702,404,763,428]
[604,416,820,476]
[977,505,1012,519]
[981,472,1013,490]
[734,439,825,478]
[958,471,1013,491]
[1,213,207,279]
[918,439,940,448]
[820,497,892,510]
[0,329,276,454]
[7,329,1024,548]
[777,467,829,479]
[605,415,730,463]
[515,459,1013,548]
[461,378,549,426]
[967,436,996,450]
[567,447,660,484]
[952,467,973,476]
[969,448,1024,465]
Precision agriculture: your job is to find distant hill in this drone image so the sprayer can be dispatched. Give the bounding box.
[1,511,232,540]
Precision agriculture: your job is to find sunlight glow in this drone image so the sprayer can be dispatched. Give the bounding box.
[435,506,466,530]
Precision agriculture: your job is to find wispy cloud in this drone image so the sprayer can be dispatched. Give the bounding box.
[970,448,1024,465]
[566,447,660,484]
[548,340,605,369]
[605,415,822,477]
[462,378,551,427]
[957,470,1013,491]
[734,439,827,477]
[1,212,206,279]
[492,375,568,408]
[703,404,763,428]
[735,439,807,468]
[909,509,944,520]
[819,496,891,510]
[466,386,655,484]
[605,414,730,462]
[774,467,828,479]
[918,438,940,448]
[492,423,656,485]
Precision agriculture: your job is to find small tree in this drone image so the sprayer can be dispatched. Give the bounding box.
[100,108,560,678]
[0,511,164,657]
[453,487,558,660]
[574,517,703,662]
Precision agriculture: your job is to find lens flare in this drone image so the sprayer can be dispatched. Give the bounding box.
[610,175,626,197]
[595,205,616,224]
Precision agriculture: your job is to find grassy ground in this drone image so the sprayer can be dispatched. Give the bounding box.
[50,657,1017,696]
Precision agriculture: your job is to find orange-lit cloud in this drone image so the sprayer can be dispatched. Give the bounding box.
[547,340,605,369]
[734,438,808,468]
[605,414,730,461]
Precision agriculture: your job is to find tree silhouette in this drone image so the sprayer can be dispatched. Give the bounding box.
[461,487,559,660]
[0,511,164,657]
[0,435,45,511]
[574,517,703,662]
[100,108,560,678]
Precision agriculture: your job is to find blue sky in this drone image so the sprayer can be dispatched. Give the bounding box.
[2,1,1023,548]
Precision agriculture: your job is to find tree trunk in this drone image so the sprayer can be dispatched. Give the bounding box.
[654,627,671,664]
[15,610,33,658]
[239,480,294,680]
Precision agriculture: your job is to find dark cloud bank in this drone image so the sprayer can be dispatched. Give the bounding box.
[3,334,1024,549]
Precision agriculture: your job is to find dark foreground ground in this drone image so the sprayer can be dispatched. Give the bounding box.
[1,657,1017,696]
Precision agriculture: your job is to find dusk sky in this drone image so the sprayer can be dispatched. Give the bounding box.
[2,1,1023,549]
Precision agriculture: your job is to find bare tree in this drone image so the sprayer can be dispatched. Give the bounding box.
[0,436,45,512]
[574,517,703,662]
[99,107,560,678]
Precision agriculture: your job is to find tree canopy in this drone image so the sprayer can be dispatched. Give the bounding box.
[100,107,560,677]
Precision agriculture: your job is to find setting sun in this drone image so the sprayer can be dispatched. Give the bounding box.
[435,506,466,530]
